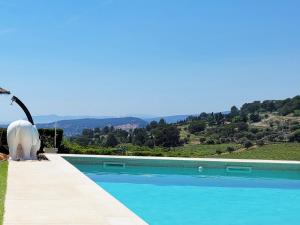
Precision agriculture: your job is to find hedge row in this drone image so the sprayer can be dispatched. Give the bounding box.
[0,128,64,154]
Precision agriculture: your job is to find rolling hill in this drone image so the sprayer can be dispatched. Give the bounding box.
[37,117,147,136]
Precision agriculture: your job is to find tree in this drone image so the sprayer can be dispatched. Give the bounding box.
[114,129,129,143]
[241,101,261,114]
[82,129,94,138]
[236,122,249,131]
[249,113,261,123]
[261,100,276,112]
[215,112,224,125]
[103,126,110,134]
[158,118,166,126]
[226,146,235,153]
[290,129,300,142]
[105,133,119,147]
[145,139,155,148]
[230,106,239,117]
[94,128,101,134]
[153,125,180,147]
[244,140,253,149]
[146,121,158,131]
[133,128,148,146]
[188,121,206,134]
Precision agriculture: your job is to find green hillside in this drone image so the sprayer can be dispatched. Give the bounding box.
[60,95,300,160]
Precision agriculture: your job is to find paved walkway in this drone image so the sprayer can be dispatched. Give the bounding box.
[4,154,147,225]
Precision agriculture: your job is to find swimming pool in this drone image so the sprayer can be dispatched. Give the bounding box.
[66,156,300,225]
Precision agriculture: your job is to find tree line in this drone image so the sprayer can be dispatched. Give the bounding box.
[71,95,300,150]
[71,118,181,148]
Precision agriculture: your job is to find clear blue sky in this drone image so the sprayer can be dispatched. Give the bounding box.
[1,0,300,122]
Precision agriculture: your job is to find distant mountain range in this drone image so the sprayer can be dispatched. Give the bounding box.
[0,114,226,136]
[1,113,233,136]
[31,114,191,124]
[32,115,113,124]
[35,115,195,136]
[37,117,148,136]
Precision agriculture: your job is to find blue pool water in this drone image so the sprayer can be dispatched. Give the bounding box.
[73,163,300,225]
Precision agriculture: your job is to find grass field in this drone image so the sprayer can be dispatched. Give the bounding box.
[214,143,300,161]
[165,143,238,157]
[66,140,300,160]
[0,161,8,225]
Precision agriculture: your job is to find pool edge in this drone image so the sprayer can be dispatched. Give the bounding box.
[4,154,148,225]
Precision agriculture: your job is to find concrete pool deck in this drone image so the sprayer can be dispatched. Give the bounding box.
[3,154,148,225]
[4,154,300,225]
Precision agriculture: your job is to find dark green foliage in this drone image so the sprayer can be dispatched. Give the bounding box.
[159,118,166,126]
[236,122,249,131]
[256,140,265,146]
[188,121,206,134]
[144,139,155,148]
[241,101,261,114]
[226,146,235,153]
[38,128,64,149]
[105,133,119,147]
[243,140,253,149]
[0,129,7,146]
[216,150,222,155]
[240,96,300,116]
[115,146,127,155]
[103,126,110,134]
[230,106,239,117]
[114,129,129,143]
[289,129,300,142]
[146,121,158,131]
[82,129,94,138]
[67,95,300,154]
[249,113,261,123]
[0,129,8,154]
[205,139,215,145]
[199,137,206,143]
[152,125,180,147]
[132,151,163,156]
[132,128,148,146]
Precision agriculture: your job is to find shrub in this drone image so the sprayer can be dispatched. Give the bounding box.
[291,125,300,131]
[255,132,265,140]
[105,133,119,147]
[236,122,249,131]
[199,137,206,143]
[249,127,259,134]
[188,121,206,134]
[144,139,155,148]
[244,141,253,149]
[219,138,227,143]
[115,146,128,155]
[249,113,261,123]
[292,129,300,142]
[132,151,163,156]
[226,146,235,153]
[205,139,215,145]
[216,150,222,155]
[256,140,265,146]
[181,138,189,144]
[38,128,64,149]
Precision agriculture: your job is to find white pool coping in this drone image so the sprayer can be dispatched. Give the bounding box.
[61,154,300,164]
[63,154,300,171]
[4,154,148,225]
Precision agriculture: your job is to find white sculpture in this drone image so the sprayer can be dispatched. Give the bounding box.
[7,120,41,160]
